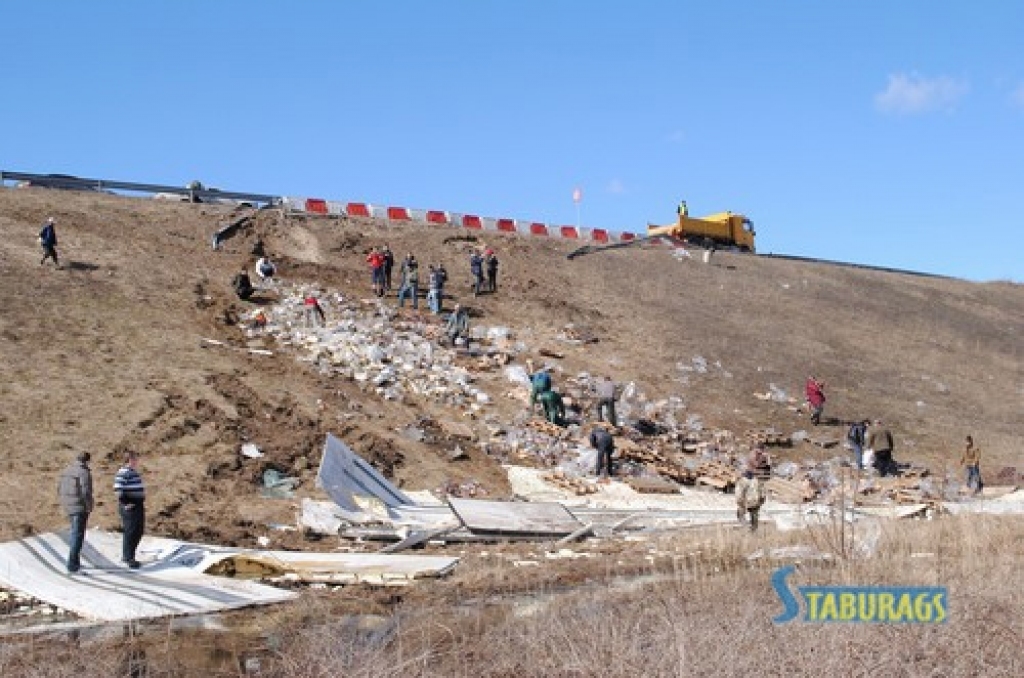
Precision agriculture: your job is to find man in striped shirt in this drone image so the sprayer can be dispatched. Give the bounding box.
[113,451,146,569]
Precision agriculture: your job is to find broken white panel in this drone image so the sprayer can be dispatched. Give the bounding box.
[0,531,297,622]
[316,433,412,513]
[448,497,583,536]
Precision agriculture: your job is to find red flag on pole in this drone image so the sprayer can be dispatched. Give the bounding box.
[572,187,582,203]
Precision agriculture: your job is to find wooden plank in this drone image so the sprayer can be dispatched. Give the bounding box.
[625,477,681,494]
[697,475,731,490]
[379,526,458,554]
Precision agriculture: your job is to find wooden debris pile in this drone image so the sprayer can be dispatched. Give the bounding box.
[542,470,599,495]
[745,428,792,447]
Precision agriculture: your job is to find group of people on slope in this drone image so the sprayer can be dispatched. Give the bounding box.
[813,375,984,490]
[526,365,622,481]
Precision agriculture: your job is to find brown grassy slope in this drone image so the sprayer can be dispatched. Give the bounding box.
[0,187,1021,543]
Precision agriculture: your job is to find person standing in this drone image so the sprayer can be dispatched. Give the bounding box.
[470,251,484,297]
[847,419,868,470]
[867,420,895,477]
[590,424,615,480]
[366,247,385,297]
[959,435,983,495]
[397,254,420,309]
[485,250,499,293]
[114,451,146,569]
[677,200,688,218]
[805,376,826,425]
[57,452,94,574]
[382,244,395,292]
[427,265,444,314]
[39,216,61,268]
[735,470,766,531]
[595,375,618,426]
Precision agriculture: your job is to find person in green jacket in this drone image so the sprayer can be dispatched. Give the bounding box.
[538,389,566,426]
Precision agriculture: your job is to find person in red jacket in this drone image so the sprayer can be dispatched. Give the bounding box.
[805,376,826,426]
[366,247,385,297]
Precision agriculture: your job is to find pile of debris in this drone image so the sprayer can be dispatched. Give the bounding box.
[244,285,522,408]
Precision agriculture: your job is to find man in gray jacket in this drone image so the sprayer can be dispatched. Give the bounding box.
[57,452,94,574]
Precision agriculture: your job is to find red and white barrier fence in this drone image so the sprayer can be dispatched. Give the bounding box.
[281,196,639,244]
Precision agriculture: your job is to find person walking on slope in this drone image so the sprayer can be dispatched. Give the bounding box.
[595,375,618,426]
[735,469,766,531]
[39,216,61,268]
[959,435,983,495]
[470,251,485,297]
[114,451,146,569]
[590,424,616,480]
[805,376,826,426]
[57,451,94,574]
[485,250,499,293]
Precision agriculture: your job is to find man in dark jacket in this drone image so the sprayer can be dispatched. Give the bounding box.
[397,254,420,309]
[867,420,896,477]
[382,244,395,292]
[39,216,61,268]
[485,251,499,292]
[470,252,484,296]
[57,452,94,574]
[590,425,616,479]
[114,451,146,569]
[233,269,254,300]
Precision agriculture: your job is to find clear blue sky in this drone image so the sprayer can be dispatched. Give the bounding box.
[4,2,1023,281]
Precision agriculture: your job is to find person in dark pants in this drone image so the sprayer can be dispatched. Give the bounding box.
[232,269,254,300]
[590,424,615,480]
[470,251,484,296]
[382,244,395,292]
[39,216,61,268]
[114,451,146,569]
[538,389,566,426]
[867,420,896,477]
[485,250,499,293]
[57,451,94,574]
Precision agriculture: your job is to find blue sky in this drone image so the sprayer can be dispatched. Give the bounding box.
[3,2,1023,281]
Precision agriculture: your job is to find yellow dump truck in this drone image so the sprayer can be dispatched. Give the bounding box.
[647,211,756,252]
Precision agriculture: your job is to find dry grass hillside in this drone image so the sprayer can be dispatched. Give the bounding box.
[2,186,1024,676]
[1,186,1022,544]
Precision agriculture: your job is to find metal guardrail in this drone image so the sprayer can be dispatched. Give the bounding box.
[0,170,280,206]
